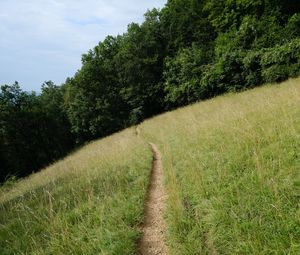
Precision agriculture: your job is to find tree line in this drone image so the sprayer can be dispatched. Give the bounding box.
[1,0,300,181]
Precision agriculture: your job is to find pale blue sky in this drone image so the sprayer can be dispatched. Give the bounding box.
[0,0,167,91]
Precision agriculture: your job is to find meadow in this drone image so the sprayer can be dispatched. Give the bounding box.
[1,78,300,254]
[140,79,300,254]
[140,77,300,254]
[0,128,152,255]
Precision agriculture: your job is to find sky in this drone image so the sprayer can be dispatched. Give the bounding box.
[0,0,167,92]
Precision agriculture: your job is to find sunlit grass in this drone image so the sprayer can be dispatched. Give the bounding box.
[140,77,300,254]
[1,78,300,254]
[0,128,152,255]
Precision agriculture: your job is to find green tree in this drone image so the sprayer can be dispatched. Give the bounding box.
[163,45,209,107]
[160,0,215,55]
[64,36,128,143]
[0,82,75,182]
[115,9,166,123]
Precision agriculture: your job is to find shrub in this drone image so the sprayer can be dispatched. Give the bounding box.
[163,45,206,107]
[260,38,300,83]
[242,50,263,87]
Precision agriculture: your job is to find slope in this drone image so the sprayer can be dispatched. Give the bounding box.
[1,77,300,254]
[140,77,300,254]
[0,128,152,255]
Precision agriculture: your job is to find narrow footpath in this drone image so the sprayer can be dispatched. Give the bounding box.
[138,143,168,255]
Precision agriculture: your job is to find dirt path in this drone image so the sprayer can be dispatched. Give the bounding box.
[138,143,168,255]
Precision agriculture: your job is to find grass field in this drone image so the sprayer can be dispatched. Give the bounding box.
[140,77,300,254]
[1,78,300,254]
[0,128,152,255]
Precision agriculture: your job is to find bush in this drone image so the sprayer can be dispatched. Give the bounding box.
[200,50,247,94]
[285,13,300,40]
[262,64,290,83]
[260,38,300,83]
[163,45,206,107]
[242,50,263,87]
[164,36,300,107]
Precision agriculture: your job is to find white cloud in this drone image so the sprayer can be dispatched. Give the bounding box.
[0,0,167,91]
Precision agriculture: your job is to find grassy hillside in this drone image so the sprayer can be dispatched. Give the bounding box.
[0,129,152,255]
[140,77,300,254]
[1,78,300,254]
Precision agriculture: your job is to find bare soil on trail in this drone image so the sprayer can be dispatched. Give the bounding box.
[138,143,168,255]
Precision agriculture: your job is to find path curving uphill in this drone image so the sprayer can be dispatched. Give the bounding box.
[138,143,168,255]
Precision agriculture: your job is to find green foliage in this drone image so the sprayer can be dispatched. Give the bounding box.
[160,0,215,54]
[161,0,300,109]
[205,0,265,32]
[64,36,127,143]
[260,38,300,82]
[199,38,300,97]
[163,45,207,107]
[3,0,300,180]
[285,13,300,39]
[65,10,166,142]
[242,50,263,87]
[115,9,165,122]
[0,82,74,182]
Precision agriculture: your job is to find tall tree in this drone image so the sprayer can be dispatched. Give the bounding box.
[0,82,75,181]
[64,36,128,143]
[115,9,166,122]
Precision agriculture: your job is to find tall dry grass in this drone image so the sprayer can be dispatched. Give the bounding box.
[0,128,152,254]
[140,78,300,254]
[1,78,300,254]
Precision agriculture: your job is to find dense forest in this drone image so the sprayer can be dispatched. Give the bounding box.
[1,0,300,181]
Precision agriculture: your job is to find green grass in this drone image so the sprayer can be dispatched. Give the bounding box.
[0,128,152,255]
[1,78,300,254]
[140,78,300,254]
